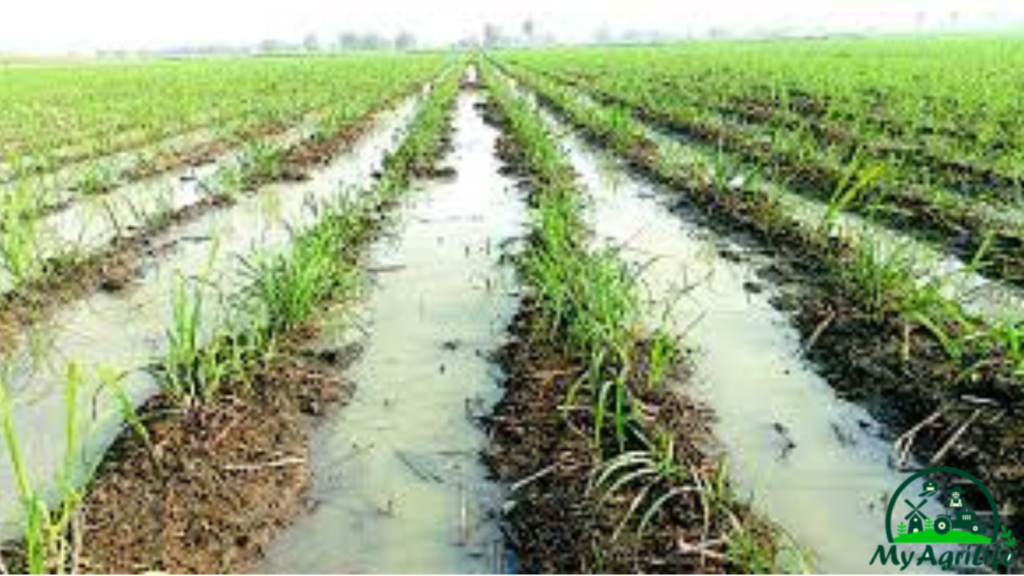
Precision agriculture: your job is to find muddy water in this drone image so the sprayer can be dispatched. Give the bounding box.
[523,78,1024,323]
[258,92,524,573]
[0,101,419,530]
[641,122,1024,323]
[0,123,317,296]
[556,126,941,572]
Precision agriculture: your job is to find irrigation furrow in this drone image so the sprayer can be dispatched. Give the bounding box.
[0,86,430,348]
[496,61,1024,550]
[259,82,524,574]
[0,96,422,533]
[552,112,941,572]
[511,63,1024,291]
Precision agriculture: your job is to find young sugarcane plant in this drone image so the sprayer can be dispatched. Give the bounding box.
[0,363,92,574]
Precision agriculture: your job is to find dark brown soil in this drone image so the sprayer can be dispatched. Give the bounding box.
[506,64,1024,549]
[75,343,352,573]
[486,304,773,573]
[524,65,1024,288]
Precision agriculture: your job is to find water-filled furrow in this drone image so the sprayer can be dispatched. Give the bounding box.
[259,90,524,573]
[556,117,944,572]
[0,120,318,296]
[0,98,420,530]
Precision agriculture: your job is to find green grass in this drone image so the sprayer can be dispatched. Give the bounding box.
[895,529,992,544]
[499,55,1024,387]
[155,64,463,410]
[482,60,795,572]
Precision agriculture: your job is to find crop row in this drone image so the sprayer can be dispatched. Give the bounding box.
[0,66,462,574]
[479,61,802,573]
[0,54,447,176]
[502,50,1024,288]
[507,38,1024,187]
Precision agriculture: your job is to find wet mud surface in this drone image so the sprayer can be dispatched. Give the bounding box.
[502,65,1024,569]
[73,345,350,573]
[259,88,522,574]
[486,306,744,573]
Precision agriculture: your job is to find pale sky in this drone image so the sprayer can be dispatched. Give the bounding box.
[2,0,1024,53]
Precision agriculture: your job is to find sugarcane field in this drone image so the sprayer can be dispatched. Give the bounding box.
[0,0,1022,573]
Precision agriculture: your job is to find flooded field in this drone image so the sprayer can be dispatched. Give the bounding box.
[261,91,524,573]
[1,34,1022,575]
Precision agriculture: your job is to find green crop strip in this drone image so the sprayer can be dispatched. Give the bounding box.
[0,66,462,574]
[497,60,1024,385]
[507,58,1024,290]
[482,62,807,573]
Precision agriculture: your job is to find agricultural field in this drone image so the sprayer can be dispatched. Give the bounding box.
[0,34,1022,575]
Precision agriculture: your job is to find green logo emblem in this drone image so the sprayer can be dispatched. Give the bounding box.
[870,466,1016,571]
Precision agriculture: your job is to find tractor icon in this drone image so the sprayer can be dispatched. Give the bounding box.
[934,487,984,536]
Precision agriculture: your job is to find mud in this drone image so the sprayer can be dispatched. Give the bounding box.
[70,343,349,573]
[524,65,1024,290]
[505,64,1024,556]
[486,306,744,573]
[259,87,520,574]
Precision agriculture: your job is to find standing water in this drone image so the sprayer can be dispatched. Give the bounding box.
[556,127,939,573]
[258,89,525,573]
[0,100,418,529]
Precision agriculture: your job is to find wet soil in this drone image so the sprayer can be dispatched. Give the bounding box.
[0,98,409,354]
[505,66,1024,555]
[73,339,351,573]
[486,304,765,573]
[523,65,1024,289]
